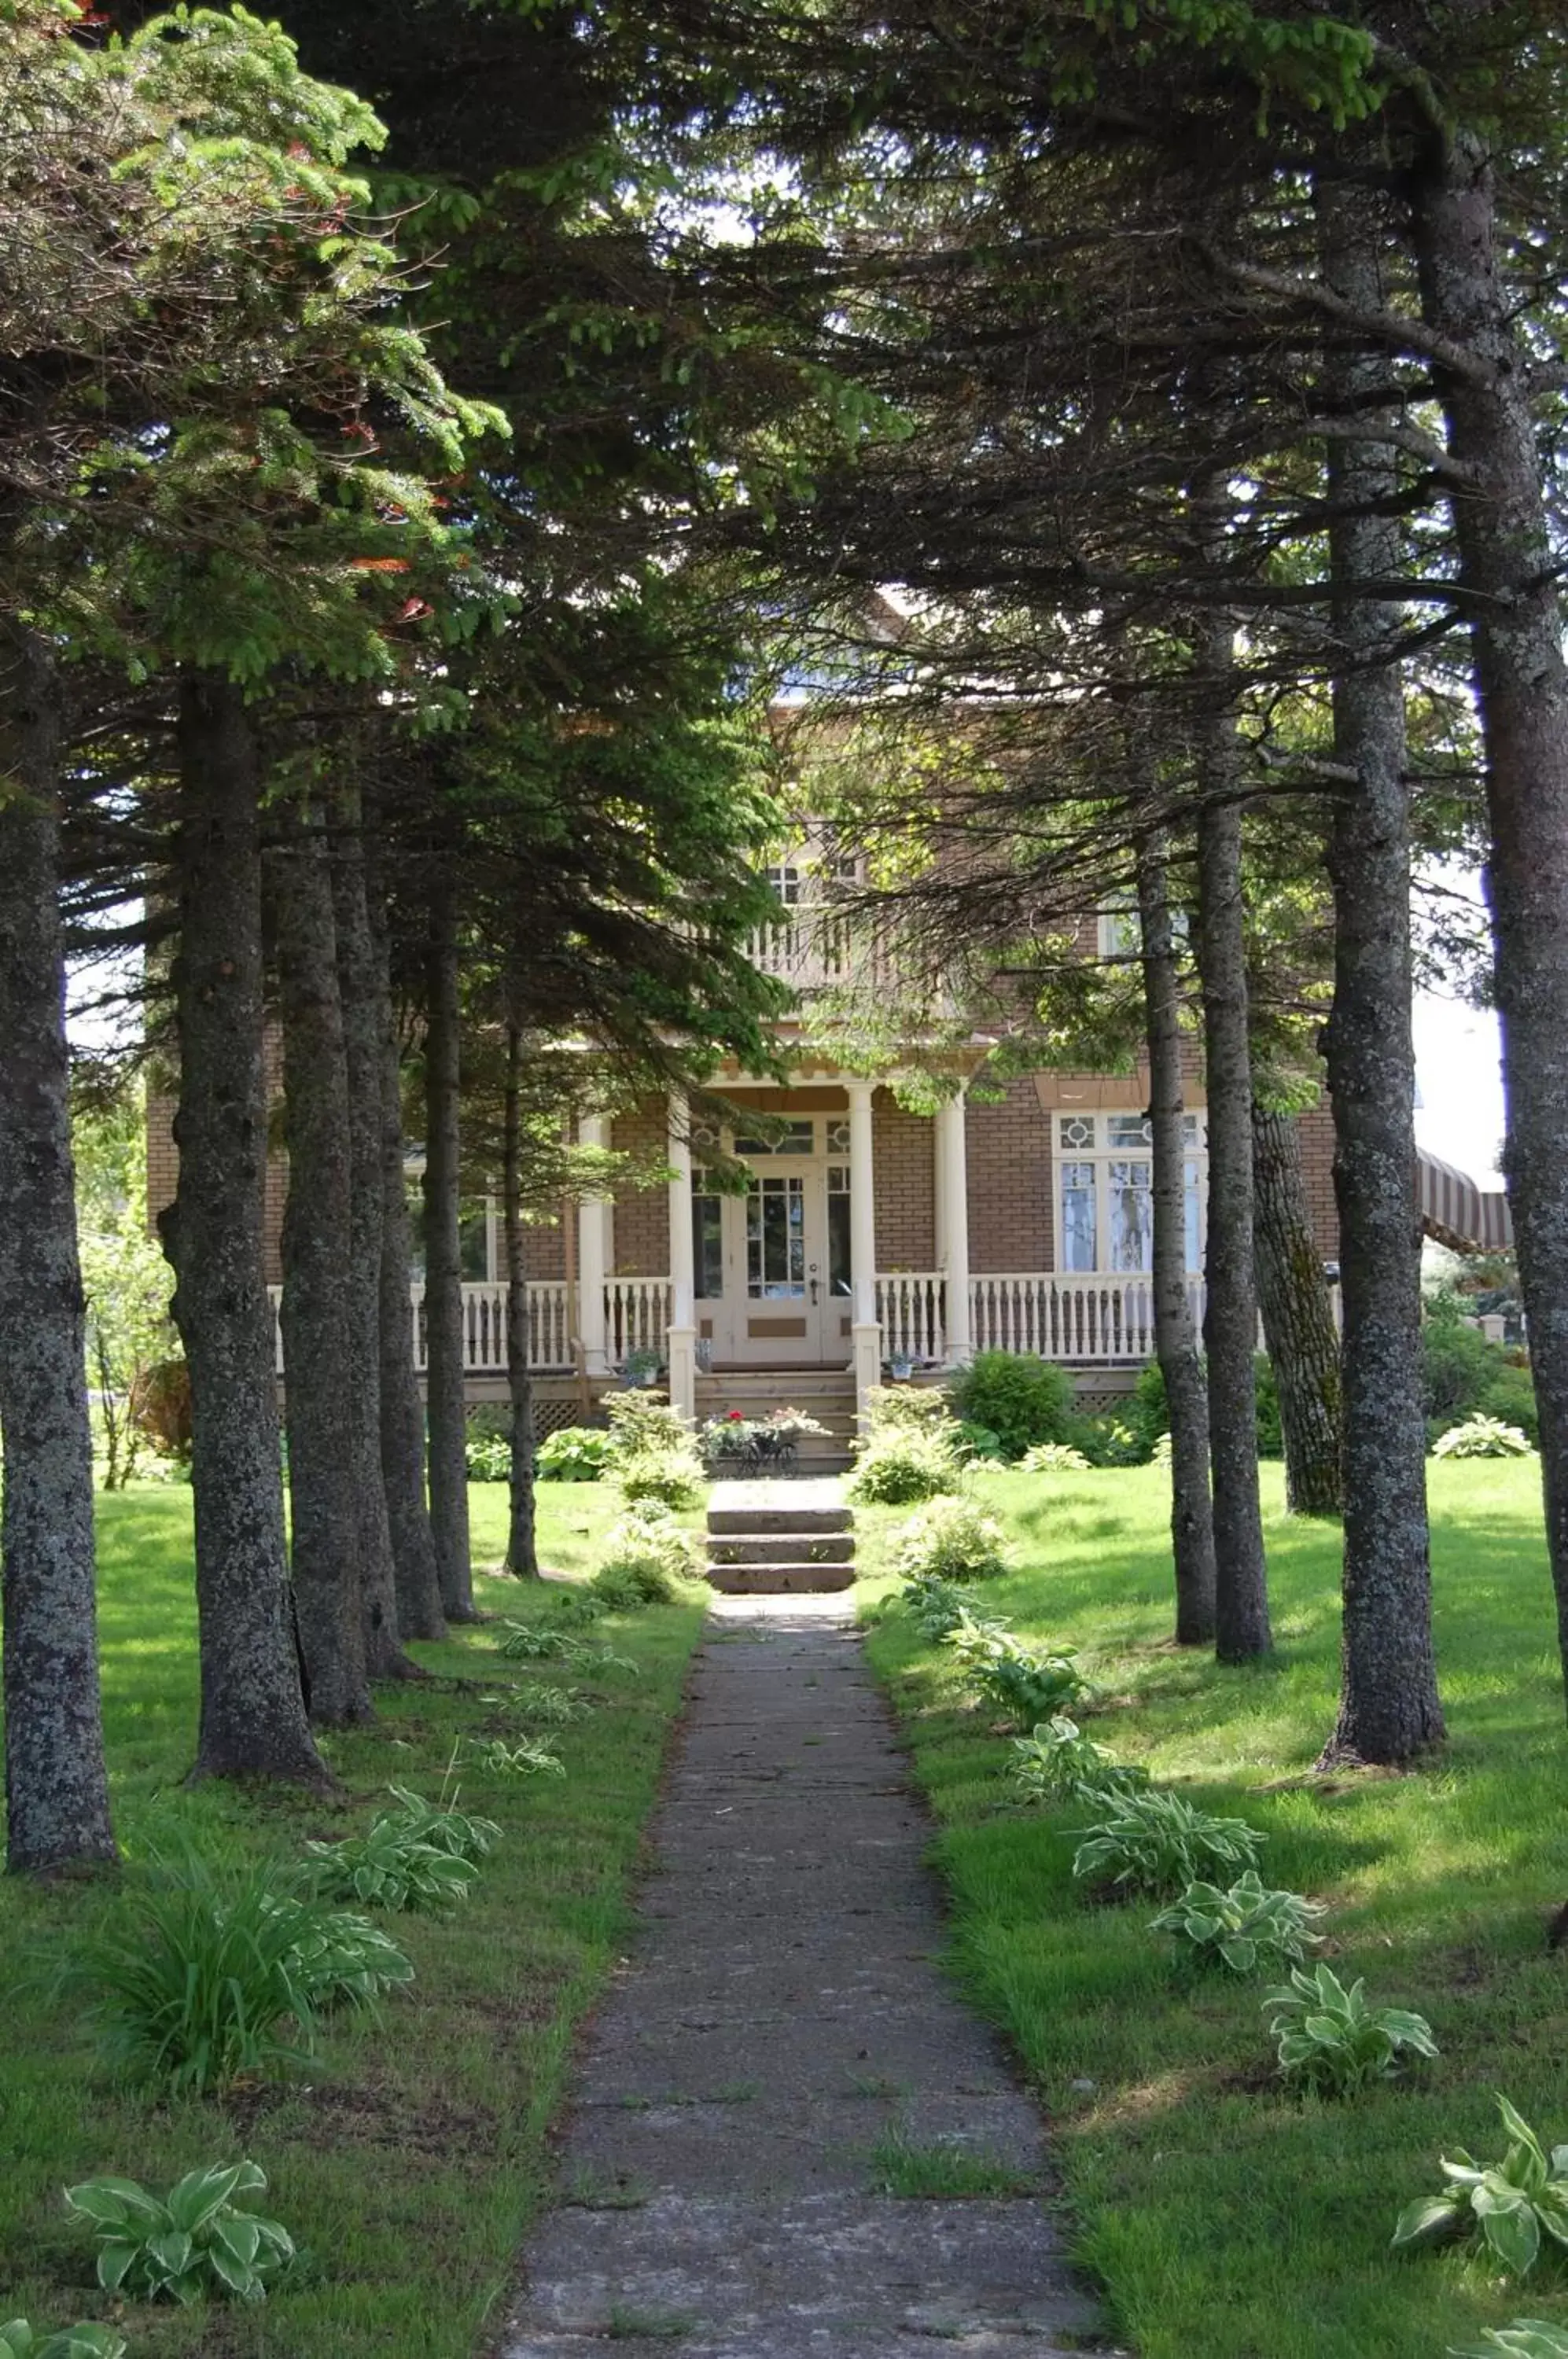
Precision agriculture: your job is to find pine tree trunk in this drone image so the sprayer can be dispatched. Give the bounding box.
[162,675,331,1787]
[1413,131,1568,1714]
[331,787,420,1679]
[0,616,118,1875]
[366,829,445,1641]
[1137,834,1216,1645]
[503,1021,540,1578]
[1194,725,1271,1659]
[1251,1105,1343,1516]
[1316,173,1444,1766]
[423,879,475,1621]
[274,803,372,1727]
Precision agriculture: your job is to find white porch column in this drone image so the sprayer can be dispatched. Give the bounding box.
[935,1087,972,1367]
[665,1095,698,1426]
[846,1080,881,1422]
[576,1113,611,1377]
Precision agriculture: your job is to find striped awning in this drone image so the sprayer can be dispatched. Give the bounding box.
[1418,1150,1513,1254]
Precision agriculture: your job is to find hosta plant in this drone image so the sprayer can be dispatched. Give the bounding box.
[64,2162,294,2305]
[1010,1715,1148,1807]
[259,1897,414,2010]
[382,1783,501,1863]
[1018,1442,1091,1474]
[0,2324,126,2359]
[1072,1789,1263,1897]
[497,1624,635,1672]
[1449,2325,1568,2357]
[482,1682,591,1727]
[947,1611,1090,1723]
[1394,2095,1568,2276]
[1150,1871,1327,1972]
[1266,1963,1438,2096]
[901,1571,970,1642]
[460,1735,565,1779]
[1432,1415,1533,1459]
[304,1819,478,1912]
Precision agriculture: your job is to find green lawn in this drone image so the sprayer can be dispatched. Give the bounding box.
[858,1460,1568,2359]
[0,1478,705,2357]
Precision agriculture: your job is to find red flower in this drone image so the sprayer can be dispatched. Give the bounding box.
[725,1409,744,1422]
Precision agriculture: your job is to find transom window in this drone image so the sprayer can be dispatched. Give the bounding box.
[734,1119,815,1157]
[1056,1113,1205,1275]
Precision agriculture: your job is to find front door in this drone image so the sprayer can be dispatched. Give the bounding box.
[693,1117,855,1367]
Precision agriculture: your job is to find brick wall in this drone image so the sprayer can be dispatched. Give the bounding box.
[1295,1100,1339,1260]
[873,1087,936,1269]
[967,1077,1057,1272]
[610,1100,672,1275]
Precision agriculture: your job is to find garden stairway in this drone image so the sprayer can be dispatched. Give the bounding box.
[705,1477,856,1595]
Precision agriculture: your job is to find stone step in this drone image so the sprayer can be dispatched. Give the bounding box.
[705,1561,856,1595]
[709,1531,856,1566]
[707,1504,852,1536]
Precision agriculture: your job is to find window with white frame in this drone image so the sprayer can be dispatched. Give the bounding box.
[1055,1113,1205,1274]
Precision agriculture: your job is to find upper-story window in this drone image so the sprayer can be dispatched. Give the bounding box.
[1056,1112,1205,1275]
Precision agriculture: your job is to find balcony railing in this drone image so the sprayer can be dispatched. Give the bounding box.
[746,906,858,991]
[267,1276,665,1378]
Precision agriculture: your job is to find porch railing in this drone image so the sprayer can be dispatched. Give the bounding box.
[969,1272,1204,1364]
[877,1272,947,1364]
[267,1276,668,1378]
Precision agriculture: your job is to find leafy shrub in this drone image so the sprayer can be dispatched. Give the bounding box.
[1450,2324,1568,2358]
[459,1735,565,1777]
[900,1570,970,1641]
[1019,1441,1091,1474]
[56,1860,318,2096]
[1128,1359,1170,1450]
[536,1425,613,1481]
[955,1419,1005,1461]
[945,1609,1089,1722]
[64,2162,293,2305]
[863,1385,956,1434]
[603,1392,706,1506]
[1265,1963,1437,2096]
[592,1502,701,1606]
[1072,1790,1263,1897]
[1010,1714,1148,1806]
[1253,1354,1283,1456]
[1478,1361,1539,1444]
[1432,1414,1533,1459]
[891,1496,1010,1584]
[1423,1294,1504,1423]
[305,1820,480,1912]
[1150,1430,1172,1468]
[0,2322,126,2358]
[1150,1871,1326,1972]
[1070,1414,1149,1467]
[948,1352,1075,1459]
[1393,2095,1568,2277]
[465,1428,510,1481]
[847,1425,963,1504]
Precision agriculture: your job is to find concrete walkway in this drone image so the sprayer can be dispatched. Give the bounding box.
[496,1598,1102,2359]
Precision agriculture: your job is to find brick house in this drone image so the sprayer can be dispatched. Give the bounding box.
[146,837,1502,1444]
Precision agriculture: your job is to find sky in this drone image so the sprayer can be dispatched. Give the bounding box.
[1413,989,1505,1187]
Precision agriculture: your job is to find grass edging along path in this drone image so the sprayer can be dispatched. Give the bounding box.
[857,1460,1568,2359]
[0,1479,706,2359]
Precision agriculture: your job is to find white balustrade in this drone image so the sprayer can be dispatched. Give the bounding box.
[967,1272,1206,1364]
[876,1273,947,1364]
[605,1276,672,1365]
[269,1279,577,1377]
[746,906,856,988]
